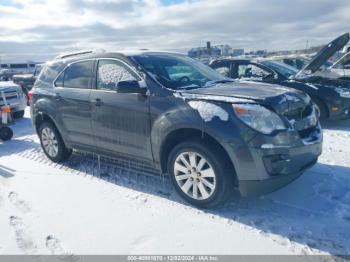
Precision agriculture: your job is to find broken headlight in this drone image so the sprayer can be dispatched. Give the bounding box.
[233,104,286,134]
[335,88,350,98]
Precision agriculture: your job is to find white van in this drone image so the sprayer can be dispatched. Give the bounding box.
[0,62,37,78]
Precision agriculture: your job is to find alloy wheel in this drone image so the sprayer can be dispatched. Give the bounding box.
[41,127,59,158]
[173,151,216,200]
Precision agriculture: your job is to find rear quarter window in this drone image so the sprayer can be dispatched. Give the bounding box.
[35,62,65,89]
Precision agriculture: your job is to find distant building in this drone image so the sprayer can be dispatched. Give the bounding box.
[216,45,232,56]
[232,49,245,57]
[188,42,248,59]
[188,42,221,58]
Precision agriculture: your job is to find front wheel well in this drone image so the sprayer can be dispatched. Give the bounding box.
[160,128,236,179]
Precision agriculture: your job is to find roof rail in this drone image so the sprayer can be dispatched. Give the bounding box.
[55,49,105,59]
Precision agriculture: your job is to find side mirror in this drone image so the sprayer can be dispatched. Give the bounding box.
[116,80,147,94]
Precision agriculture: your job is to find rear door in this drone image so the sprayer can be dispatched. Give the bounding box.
[90,58,152,161]
[53,60,95,149]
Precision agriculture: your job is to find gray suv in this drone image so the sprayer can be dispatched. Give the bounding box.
[31,51,322,207]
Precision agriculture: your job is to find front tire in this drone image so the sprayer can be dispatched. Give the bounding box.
[39,122,72,162]
[168,140,234,208]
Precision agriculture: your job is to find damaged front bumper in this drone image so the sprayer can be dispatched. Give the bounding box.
[226,123,323,197]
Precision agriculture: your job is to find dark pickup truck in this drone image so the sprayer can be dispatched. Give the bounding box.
[13,64,43,104]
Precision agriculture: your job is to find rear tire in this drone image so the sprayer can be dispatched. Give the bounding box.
[0,127,13,141]
[167,140,235,208]
[38,122,72,162]
[13,110,25,119]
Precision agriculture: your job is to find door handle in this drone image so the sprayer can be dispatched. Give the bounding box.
[93,98,104,106]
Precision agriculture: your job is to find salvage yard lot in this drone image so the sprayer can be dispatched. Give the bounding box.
[0,109,350,255]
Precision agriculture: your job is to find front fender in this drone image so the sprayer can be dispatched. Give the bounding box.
[150,96,204,164]
[150,96,254,180]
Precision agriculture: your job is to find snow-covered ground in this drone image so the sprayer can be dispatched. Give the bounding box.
[0,108,349,256]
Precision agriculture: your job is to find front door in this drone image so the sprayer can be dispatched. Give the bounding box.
[90,58,153,161]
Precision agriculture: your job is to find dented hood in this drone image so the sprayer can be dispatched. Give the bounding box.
[297,33,350,77]
[179,81,310,114]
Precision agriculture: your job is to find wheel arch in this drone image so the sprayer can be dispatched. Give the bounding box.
[310,96,329,118]
[34,112,69,146]
[159,128,237,181]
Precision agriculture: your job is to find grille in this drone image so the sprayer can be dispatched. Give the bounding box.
[283,104,318,140]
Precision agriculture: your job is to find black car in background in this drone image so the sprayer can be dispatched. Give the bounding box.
[31,51,322,207]
[210,34,350,120]
[13,64,43,104]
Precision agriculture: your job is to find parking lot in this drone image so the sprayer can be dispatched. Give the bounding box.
[0,108,349,255]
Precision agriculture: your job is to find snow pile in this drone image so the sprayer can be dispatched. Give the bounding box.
[188,101,229,122]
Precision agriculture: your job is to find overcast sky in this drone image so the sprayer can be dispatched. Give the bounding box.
[0,0,350,62]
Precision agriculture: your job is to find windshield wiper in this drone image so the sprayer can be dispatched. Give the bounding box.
[178,84,202,90]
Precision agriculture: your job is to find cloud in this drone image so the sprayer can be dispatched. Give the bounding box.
[0,0,349,62]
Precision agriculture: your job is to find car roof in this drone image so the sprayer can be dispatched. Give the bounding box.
[52,50,185,64]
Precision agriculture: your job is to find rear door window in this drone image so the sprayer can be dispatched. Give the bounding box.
[54,60,94,89]
[63,61,94,89]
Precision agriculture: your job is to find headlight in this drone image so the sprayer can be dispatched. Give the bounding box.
[335,88,350,98]
[233,104,286,134]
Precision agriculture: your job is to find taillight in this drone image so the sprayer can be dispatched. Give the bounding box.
[28,90,33,104]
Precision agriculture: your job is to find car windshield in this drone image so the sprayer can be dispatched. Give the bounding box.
[261,60,299,78]
[131,53,233,90]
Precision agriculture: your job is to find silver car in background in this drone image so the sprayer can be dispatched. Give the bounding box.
[0,81,27,119]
